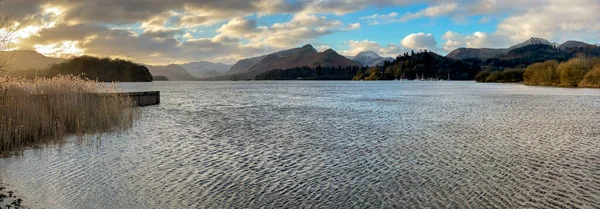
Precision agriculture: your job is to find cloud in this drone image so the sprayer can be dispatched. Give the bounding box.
[340,40,403,58]
[344,23,361,30]
[401,33,438,50]
[399,3,458,22]
[495,0,600,43]
[361,12,399,20]
[142,28,184,39]
[5,0,600,65]
[217,18,264,37]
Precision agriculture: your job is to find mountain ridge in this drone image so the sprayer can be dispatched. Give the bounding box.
[446,37,590,60]
[349,51,395,66]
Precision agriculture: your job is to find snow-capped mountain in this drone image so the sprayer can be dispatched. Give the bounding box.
[349,51,394,67]
[508,37,558,50]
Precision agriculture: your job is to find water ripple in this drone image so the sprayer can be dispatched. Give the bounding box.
[1,81,599,208]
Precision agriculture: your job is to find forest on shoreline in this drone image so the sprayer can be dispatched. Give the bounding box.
[476,58,600,87]
[255,44,600,87]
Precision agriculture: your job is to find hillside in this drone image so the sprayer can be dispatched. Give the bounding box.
[558,41,590,50]
[146,64,198,81]
[1,50,65,71]
[507,37,557,50]
[445,48,507,60]
[7,56,153,82]
[446,37,556,60]
[349,51,394,66]
[227,47,309,74]
[179,61,231,78]
[208,45,360,80]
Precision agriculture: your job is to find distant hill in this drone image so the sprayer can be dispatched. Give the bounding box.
[446,37,557,60]
[227,57,263,75]
[146,64,198,81]
[227,47,312,74]
[445,48,507,60]
[1,50,65,71]
[208,45,360,80]
[558,41,591,50]
[8,56,153,82]
[507,37,557,50]
[348,51,394,67]
[178,61,231,78]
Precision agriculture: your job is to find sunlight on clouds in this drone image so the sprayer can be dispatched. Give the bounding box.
[34,41,84,58]
[43,6,64,16]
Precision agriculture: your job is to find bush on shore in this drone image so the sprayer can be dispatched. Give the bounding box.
[523,58,600,87]
[523,60,560,86]
[0,75,139,154]
[474,71,490,82]
[558,59,589,86]
[475,68,525,83]
[579,65,600,87]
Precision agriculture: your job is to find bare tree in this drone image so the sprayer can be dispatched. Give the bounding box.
[0,0,16,74]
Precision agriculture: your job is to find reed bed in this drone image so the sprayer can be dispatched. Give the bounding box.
[0,75,139,154]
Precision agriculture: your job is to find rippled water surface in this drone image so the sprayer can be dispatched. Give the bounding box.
[1,81,600,208]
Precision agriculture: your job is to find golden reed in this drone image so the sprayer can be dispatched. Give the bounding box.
[0,75,139,154]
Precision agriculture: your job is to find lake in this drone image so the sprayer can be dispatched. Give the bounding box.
[1,81,599,208]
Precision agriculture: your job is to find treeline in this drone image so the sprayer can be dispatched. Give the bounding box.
[475,69,526,83]
[255,65,361,80]
[475,58,600,87]
[353,51,481,80]
[7,56,153,82]
[523,59,600,87]
[474,44,600,70]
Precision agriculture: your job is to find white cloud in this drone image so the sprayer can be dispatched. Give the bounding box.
[401,33,438,50]
[340,40,403,58]
[361,12,399,20]
[317,45,331,52]
[399,3,458,22]
[344,23,361,30]
[495,0,600,43]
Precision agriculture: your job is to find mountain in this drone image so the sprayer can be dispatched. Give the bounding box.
[1,50,65,70]
[558,40,591,50]
[446,37,558,60]
[244,45,359,78]
[349,51,394,66]
[508,37,557,50]
[178,61,231,78]
[227,46,323,74]
[146,64,198,81]
[7,56,153,82]
[445,48,508,60]
[228,57,262,74]
[208,44,361,80]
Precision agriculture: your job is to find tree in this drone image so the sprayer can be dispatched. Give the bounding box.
[0,10,16,74]
[558,59,588,86]
[579,65,600,87]
[315,64,322,76]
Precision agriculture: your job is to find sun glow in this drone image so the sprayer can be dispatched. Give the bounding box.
[34,41,84,58]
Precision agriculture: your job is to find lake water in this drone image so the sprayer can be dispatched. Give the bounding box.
[1,81,600,208]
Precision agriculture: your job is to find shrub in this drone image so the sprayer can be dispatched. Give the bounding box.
[485,71,501,82]
[500,68,525,82]
[0,75,139,154]
[579,65,600,87]
[523,60,559,86]
[558,59,589,86]
[475,71,491,82]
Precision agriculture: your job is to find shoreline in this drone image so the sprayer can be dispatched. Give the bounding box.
[0,179,25,209]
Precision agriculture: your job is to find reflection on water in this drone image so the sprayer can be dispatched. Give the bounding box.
[1,81,599,208]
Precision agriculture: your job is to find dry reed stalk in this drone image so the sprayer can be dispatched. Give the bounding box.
[0,75,139,154]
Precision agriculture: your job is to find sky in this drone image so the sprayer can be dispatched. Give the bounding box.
[2,0,600,65]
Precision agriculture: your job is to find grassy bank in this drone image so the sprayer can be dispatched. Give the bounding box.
[0,75,139,154]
